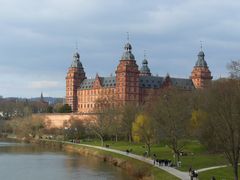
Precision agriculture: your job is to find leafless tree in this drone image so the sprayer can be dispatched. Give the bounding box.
[227,60,240,79]
[151,88,192,165]
[197,79,240,180]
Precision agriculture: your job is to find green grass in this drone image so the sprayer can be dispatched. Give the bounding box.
[199,166,240,180]
[82,140,227,171]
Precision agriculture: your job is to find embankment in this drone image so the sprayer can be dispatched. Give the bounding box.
[36,140,153,180]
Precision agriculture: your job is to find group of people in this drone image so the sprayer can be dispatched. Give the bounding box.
[153,154,172,167]
[189,167,198,180]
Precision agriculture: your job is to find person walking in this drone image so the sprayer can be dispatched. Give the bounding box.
[153,154,157,165]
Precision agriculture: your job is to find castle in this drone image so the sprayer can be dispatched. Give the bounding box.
[66,41,212,113]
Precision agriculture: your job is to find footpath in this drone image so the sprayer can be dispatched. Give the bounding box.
[77,143,190,180]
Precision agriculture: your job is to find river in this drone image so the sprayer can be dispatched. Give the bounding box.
[0,141,134,180]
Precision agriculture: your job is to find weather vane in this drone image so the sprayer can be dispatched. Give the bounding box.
[144,50,147,59]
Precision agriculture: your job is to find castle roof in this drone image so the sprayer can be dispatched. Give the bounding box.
[80,76,116,89]
[170,77,195,90]
[79,75,194,90]
[140,58,151,76]
[121,42,135,60]
[195,50,208,67]
[139,76,195,90]
[71,51,84,70]
[139,76,164,88]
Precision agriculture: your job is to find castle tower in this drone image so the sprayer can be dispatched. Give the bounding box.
[115,42,140,105]
[66,50,86,112]
[191,49,212,89]
[139,55,151,76]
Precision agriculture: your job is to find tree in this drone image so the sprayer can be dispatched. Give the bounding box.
[121,103,142,143]
[58,104,72,113]
[86,111,112,146]
[7,116,45,138]
[47,106,53,113]
[103,106,122,142]
[227,60,240,79]
[151,88,192,165]
[64,118,86,140]
[132,114,154,156]
[196,79,240,180]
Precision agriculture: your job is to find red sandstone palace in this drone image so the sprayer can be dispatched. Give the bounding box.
[66,41,212,113]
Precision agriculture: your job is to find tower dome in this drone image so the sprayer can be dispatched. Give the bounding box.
[121,42,135,60]
[195,50,208,67]
[71,51,83,69]
[140,58,151,76]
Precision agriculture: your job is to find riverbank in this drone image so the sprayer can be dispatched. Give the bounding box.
[36,140,180,180]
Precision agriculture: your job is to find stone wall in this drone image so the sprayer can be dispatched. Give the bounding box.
[33,113,95,128]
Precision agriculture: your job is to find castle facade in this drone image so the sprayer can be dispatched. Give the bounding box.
[66,41,212,113]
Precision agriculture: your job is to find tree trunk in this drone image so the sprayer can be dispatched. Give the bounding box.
[147,143,151,157]
[177,152,180,162]
[233,161,238,180]
[100,136,104,147]
[115,133,118,142]
[128,132,132,143]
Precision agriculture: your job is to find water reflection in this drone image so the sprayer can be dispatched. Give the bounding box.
[0,141,134,180]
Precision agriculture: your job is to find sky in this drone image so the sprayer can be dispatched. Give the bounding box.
[0,0,240,98]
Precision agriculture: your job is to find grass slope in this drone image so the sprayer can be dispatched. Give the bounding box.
[199,166,240,180]
[82,140,227,171]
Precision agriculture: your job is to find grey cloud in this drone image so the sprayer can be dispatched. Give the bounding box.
[0,0,239,97]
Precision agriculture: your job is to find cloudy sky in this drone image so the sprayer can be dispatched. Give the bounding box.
[0,0,240,98]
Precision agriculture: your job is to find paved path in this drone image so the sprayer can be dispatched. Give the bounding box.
[197,164,229,173]
[76,143,190,180]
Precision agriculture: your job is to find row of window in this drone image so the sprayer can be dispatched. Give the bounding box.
[78,88,115,95]
[79,103,115,109]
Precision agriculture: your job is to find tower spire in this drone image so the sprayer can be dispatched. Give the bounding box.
[126,32,129,42]
[200,40,203,51]
[75,41,78,51]
[144,50,147,59]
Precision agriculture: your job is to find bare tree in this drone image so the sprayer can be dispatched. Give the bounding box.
[151,88,192,165]
[227,60,240,79]
[86,105,112,146]
[197,79,240,180]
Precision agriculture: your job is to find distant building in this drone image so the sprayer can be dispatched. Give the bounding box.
[66,41,212,113]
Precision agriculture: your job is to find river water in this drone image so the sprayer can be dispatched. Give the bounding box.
[0,141,134,180]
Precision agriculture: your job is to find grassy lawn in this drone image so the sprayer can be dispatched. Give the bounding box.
[81,140,227,171]
[199,166,240,180]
